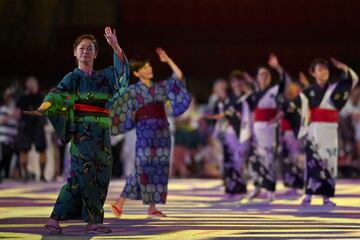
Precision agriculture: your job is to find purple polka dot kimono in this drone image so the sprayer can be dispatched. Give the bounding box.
[110,73,190,204]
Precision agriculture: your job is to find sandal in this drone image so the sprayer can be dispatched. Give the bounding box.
[85,224,112,234]
[148,210,167,218]
[111,204,122,218]
[44,224,62,234]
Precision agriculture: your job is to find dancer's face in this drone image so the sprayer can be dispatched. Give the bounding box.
[214,82,228,100]
[312,64,329,86]
[134,62,154,81]
[73,39,97,64]
[257,68,271,90]
[230,78,244,96]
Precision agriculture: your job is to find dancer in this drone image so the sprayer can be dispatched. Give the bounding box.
[246,54,290,201]
[110,48,190,218]
[206,71,252,198]
[26,27,129,234]
[278,82,304,195]
[283,58,358,206]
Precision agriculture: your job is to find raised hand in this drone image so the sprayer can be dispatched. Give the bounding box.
[330,58,349,72]
[299,71,310,88]
[268,53,281,70]
[104,26,118,49]
[156,48,170,63]
[243,71,255,82]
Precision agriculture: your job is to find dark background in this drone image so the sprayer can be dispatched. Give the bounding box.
[1,0,360,101]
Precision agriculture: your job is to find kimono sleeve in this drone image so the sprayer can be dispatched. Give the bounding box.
[42,72,75,143]
[103,52,130,98]
[109,87,136,135]
[331,68,359,110]
[283,92,309,139]
[163,73,191,117]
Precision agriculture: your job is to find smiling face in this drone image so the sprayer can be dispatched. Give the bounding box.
[73,39,97,65]
[257,67,272,90]
[133,62,154,81]
[311,63,330,86]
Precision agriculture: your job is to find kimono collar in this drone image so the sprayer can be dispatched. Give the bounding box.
[137,79,154,88]
[315,82,329,92]
[74,68,94,77]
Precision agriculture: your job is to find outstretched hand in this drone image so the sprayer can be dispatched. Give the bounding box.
[23,110,43,116]
[330,58,349,72]
[104,26,118,49]
[156,48,170,63]
[23,101,52,116]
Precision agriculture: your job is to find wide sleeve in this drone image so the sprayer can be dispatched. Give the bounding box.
[276,71,292,109]
[282,92,310,139]
[162,73,191,117]
[109,87,136,135]
[42,72,76,143]
[103,52,130,99]
[331,67,359,110]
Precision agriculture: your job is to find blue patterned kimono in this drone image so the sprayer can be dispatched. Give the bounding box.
[44,53,129,224]
[110,74,190,204]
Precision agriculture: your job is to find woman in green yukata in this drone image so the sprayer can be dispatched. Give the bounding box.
[26,26,129,234]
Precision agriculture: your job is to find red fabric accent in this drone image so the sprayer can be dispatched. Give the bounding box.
[111,205,122,215]
[281,119,292,131]
[135,102,166,122]
[254,108,278,122]
[140,174,149,185]
[310,108,338,123]
[151,147,157,158]
[74,103,110,115]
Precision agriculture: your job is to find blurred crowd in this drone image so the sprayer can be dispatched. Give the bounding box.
[0,73,359,183]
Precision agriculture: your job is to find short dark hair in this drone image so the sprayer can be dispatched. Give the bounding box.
[256,64,271,74]
[309,58,329,73]
[229,70,244,81]
[73,34,98,52]
[129,56,149,74]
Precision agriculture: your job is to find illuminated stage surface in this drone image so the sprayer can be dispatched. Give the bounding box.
[0,179,359,239]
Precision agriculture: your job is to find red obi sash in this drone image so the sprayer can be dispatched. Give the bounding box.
[135,102,166,122]
[310,108,338,123]
[74,103,110,116]
[281,119,292,131]
[254,108,278,122]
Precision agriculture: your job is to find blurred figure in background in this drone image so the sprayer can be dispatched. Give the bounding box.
[16,76,47,181]
[209,70,253,198]
[172,96,202,177]
[0,88,19,181]
[339,86,360,177]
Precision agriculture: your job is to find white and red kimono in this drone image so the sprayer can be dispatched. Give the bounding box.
[286,68,358,197]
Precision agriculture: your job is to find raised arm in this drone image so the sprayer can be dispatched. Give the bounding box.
[104,26,129,95]
[331,57,359,89]
[156,48,184,81]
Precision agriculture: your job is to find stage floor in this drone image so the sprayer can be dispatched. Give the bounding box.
[0,179,359,239]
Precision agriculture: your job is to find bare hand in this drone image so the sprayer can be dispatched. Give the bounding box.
[330,58,349,72]
[23,110,43,116]
[156,48,170,63]
[243,71,255,82]
[299,72,310,88]
[268,53,281,70]
[104,26,118,49]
